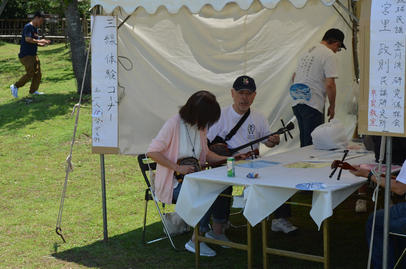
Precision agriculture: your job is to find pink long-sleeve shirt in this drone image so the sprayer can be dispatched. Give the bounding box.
[147,114,209,204]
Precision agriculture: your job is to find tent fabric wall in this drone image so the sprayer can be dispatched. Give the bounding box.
[91,0,338,14]
[97,0,357,155]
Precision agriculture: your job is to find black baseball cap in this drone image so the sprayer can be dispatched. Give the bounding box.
[322,28,346,50]
[232,75,256,92]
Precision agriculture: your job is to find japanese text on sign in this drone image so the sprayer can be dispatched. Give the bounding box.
[91,16,118,147]
[369,0,405,133]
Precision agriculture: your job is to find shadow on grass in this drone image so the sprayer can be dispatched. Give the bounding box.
[51,223,197,268]
[0,92,85,130]
[51,195,372,269]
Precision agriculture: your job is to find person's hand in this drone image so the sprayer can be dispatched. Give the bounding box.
[327,105,335,121]
[234,152,250,160]
[349,165,370,178]
[38,39,51,46]
[265,134,280,148]
[175,165,196,175]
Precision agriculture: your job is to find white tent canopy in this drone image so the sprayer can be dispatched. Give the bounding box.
[91,0,339,14]
[90,0,358,155]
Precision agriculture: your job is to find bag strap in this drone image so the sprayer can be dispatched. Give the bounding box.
[224,109,250,141]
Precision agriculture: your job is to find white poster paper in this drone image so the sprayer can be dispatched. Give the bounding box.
[369,0,405,133]
[91,15,118,148]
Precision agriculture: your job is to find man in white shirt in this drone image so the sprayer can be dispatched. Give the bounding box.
[351,160,406,269]
[290,28,345,147]
[208,75,298,234]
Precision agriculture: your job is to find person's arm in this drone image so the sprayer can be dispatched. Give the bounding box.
[325,77,336,121]
[206,150,251,165]
[25,36,50,46]
[350,166,406,196]
[206,150,228,164]
[147,151,195,175]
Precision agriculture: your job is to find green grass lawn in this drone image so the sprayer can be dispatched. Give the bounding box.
[0,41,372,268]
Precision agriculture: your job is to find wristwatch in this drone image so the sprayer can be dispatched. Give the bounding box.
[367,170,373,183]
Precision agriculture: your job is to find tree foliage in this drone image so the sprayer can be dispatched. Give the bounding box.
[1,0,90,19]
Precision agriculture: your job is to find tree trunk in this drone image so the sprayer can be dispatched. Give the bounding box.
[63,0,91,94]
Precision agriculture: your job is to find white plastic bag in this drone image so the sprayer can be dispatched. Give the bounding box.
[311,119,348,150]
[163,212,190,236]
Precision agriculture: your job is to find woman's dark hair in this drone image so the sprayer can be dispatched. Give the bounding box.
[179,90,221,130]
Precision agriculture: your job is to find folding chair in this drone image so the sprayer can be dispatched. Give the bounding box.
[137,154,179,250]
[390,232,406,268]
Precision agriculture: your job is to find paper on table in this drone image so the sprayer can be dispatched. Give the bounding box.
[296,182,326,190]
[284,162,331,169]
[236,160,280,169]
[303,150,369,162]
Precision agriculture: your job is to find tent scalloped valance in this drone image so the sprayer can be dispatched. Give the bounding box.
[91,0,337,15]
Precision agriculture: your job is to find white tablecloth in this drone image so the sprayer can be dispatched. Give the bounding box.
[176,146,374,229]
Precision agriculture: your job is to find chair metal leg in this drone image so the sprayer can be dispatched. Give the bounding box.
[141,187,178,250]
[394,247,406,269]
[142,199,148,244]
[150,190,178,250]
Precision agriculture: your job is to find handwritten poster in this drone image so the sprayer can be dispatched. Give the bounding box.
[91,16,118,148]
[368,0,405,134]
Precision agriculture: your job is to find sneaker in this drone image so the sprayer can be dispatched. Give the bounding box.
[10,84,18,98]
[205,230,231,248]
[31,91,44,95]
[355,199,367,213]
[185,239,216,257]
[271,218,298,234]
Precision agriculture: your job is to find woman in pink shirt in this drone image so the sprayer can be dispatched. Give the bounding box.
[148,90,239,257]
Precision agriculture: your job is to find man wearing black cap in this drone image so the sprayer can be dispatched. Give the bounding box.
[10,11,50,98]
[207,76,298,234]
[208,75,280,153]
[290,28,345,147]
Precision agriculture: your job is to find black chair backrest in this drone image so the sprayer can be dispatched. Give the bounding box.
[137,154,157,188]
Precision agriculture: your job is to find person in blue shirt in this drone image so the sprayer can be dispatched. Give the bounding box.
[10,11,50,98]
[351,161,406,268]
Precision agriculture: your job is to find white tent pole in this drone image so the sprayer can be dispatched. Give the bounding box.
[382,136,392,269]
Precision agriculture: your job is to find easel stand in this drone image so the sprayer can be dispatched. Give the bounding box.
[383,136,392,269]
[100,154,109,242]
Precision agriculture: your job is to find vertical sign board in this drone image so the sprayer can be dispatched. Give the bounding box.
[91,16,119,154]
[359,0,406,137]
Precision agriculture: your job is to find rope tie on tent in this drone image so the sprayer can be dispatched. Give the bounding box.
[55,30,92,243]
[71,103,80,117]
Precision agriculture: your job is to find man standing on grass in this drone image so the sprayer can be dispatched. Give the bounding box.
[10,11,50,98]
